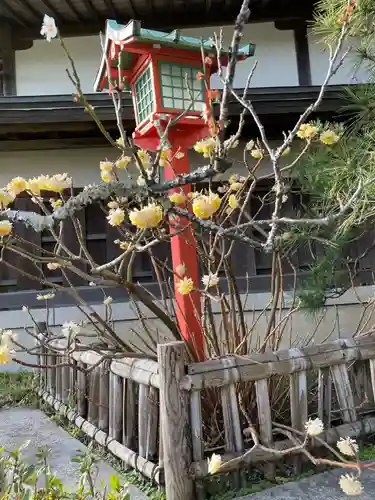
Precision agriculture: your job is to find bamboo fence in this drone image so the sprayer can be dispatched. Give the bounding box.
[38,330,375,500]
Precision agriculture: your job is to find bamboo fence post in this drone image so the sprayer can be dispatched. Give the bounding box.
[158,342,193,500]
[99,362,110,432]
[138,384,150,458]
[318,367,332,427]
[255,379,275,479]
[77,361,87,418]
[61,356,70,403]
[88,366,100,426]
[34,322,47,390]
[109,371,123,441]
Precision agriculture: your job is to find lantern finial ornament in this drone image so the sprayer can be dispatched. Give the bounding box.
[94,19,255,151]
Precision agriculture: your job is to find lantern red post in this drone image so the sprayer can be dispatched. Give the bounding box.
[164,146,204,360]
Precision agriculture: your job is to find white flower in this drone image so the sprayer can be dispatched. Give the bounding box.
[207,454,222,474]
[47,262,61,271]
[89,281,96,287]
[304,418,324,436]
[339,474,363,496]
[202,273,220,288]
[62,321,81,338]
[103,296,113,306]
[337,437,359,457]
[22,306,29,313]
[40,14,58,42]
[137,176,146,186]
[36,292,55,301]
[175,151,185,159]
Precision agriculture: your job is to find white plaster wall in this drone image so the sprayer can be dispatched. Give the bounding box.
[182,22,298,88]
[15,23,298,96]
[15,35,101,96]
[308,30,370,86]
[0,147,119,188]
[0,139,298,189]
[2,285,375,372]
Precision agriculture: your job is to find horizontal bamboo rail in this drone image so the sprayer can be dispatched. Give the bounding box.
[182,337,375,390]
[39,389,162,483]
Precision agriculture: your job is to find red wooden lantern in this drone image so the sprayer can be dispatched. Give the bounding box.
[94,20,255,151]
[95,20,255,359]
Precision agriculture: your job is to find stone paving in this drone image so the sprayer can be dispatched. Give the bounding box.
[248,466,375,499]
[0,407,148,499]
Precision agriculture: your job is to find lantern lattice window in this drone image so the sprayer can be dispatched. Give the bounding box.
[134,65,154,123]
[159,62,205,112]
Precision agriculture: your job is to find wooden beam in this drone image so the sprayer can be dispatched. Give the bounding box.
[38,0,62,22]
[0,1,28,26]
[11,0,41,22]
[102,0,118,20]
[63,0,84,22]
[293,22,312,86]
[80,0,101,20]
[0,23,16,95]
[126,0,137,18]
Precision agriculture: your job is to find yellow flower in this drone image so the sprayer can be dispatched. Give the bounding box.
[297,123,318,139]
[193,137,216,158]
[281,146,291,156]
[0,344,11,365]
[119,241,129,250]
[50,198,63,209]
[230,182,243,192]
[192,192,221,219]
[116,156,131,169]
[250,148,264,159]
[7,177,27,197]
[100,161,113,172]
[137,150,151,168]
[129,203,163,229]
[320,130,340,145]
[0,190,15,208]
[228,194,239,210]
[304,418,323,436]
[101,171,114,183]
[337,437,359,457]
[107,208,125,227]
[202,273,219,288]
[176,276,194,295]
[207,454,222,474]
[169,192,186,205]
[228,174,239,185]
[26,177,42,196]
[0,220,12,237]
[159,149,170,167]
[47,173,72,192]
[339,474,363,496]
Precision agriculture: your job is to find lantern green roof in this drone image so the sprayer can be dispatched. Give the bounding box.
[105,19,255,59]
[94,19,255,91]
